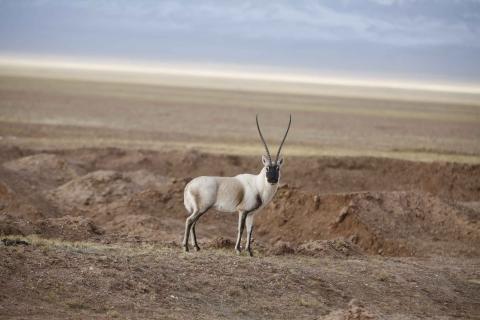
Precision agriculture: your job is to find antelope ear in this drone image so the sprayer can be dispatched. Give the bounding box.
[277,157,284,166]
[262,155,270,166]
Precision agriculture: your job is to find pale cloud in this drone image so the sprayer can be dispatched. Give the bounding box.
[365,0,409,5]
[4,0,476,47]
[60,0,478,46]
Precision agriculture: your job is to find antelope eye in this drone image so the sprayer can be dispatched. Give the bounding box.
[266,167,269,171]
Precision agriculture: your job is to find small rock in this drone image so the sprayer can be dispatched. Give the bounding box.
[348,234,359,244]
[313,195,321,209]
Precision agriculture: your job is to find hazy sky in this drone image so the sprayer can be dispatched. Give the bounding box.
[0,0,479,83]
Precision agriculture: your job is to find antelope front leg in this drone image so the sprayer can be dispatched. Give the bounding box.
[245,214,255,257]
[235,211,247,254]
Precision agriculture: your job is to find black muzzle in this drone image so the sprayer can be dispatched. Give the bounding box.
[266,165,279,184]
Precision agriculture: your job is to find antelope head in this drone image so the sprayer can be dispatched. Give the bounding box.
[256,114,292,185]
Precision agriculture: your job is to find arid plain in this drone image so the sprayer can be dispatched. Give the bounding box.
[1,63,480,319]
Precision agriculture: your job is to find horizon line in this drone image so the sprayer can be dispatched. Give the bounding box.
[1,54,480,96]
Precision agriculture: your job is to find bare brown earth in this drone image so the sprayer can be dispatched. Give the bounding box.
[1,72,480,319]
[1,146,480,319]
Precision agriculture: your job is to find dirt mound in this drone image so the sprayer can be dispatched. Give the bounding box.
[35,216,105,241]
[268,241,296,255]
[3,153,87,189]
[268,239,362,258]
[47,170,172,210]
[296,239,362,258]
[0,214,103,241]
[0,168,58,220]
[207,237,235,249]
[257,188,480,257]
[44,171,181,241]
[334,192,480,256]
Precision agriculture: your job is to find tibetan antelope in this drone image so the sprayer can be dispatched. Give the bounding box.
[182,115,292,256]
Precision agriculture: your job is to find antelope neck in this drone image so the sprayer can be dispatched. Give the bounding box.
[255,168,278,203]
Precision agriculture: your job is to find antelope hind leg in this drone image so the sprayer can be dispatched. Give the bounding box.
[183,211,199,252]
[190,221,201,251]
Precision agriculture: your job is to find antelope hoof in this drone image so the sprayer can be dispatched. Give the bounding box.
[194,245,201,252]
[183,245,189,253]
[247,249,254,257]
[235,247,242,255]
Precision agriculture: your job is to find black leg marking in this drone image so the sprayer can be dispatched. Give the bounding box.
[247,227,254,257]
[246,215,255,257]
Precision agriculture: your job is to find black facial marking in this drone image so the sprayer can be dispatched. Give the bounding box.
[265,163,280,184]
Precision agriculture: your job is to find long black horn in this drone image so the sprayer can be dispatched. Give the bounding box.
[256,114,272,163]
[275,114,292,162]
